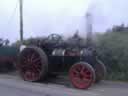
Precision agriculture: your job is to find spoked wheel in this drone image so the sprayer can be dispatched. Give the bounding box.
[17,46,48,82]
[95,60,107,83]
[69,62,95,89]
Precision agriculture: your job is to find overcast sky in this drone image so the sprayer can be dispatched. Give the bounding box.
[0,0,128,43]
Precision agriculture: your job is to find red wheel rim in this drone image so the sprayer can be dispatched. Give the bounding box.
[19,48,42,81]
[69,63,94,89]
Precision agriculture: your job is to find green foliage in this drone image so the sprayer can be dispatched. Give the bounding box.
[96,32,128,81]
[107,24,128,32]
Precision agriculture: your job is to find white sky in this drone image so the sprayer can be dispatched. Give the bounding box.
[0,0,128,42]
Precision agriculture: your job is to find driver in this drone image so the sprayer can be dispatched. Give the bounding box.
[5,39,10,45]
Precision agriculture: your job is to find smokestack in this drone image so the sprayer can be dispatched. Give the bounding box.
[86,12,93,39]
[86,12,93,46]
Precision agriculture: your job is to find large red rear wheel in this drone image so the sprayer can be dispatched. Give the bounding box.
[17,46,48,82]
[69,62,95,89]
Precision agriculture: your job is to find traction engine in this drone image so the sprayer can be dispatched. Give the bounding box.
[17,34,106,89]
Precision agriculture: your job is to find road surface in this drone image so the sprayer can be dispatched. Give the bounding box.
[0,73,128,96]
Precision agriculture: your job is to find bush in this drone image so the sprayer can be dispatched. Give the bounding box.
[95,32,128,81]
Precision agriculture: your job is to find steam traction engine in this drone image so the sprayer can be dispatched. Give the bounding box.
[17,34,106,89]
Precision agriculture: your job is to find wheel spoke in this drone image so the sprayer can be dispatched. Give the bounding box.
[80,66,85,75]
[32,60,41,66]
[33,58,40,63]
[31,64,41,72]
[73,69,80,75]
[82,78,90,83]
[31,53,36,61]
[74,77,82,83]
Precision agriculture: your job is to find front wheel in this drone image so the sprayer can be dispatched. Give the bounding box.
[69,62,95,89]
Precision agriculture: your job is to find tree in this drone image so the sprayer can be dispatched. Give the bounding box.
[107,24,128,32]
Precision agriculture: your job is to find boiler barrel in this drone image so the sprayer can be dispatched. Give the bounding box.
[48,48,97,73]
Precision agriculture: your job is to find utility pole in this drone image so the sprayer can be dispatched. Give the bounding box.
[19,0,23,43]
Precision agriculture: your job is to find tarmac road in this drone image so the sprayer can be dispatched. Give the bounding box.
[0,73,128,96]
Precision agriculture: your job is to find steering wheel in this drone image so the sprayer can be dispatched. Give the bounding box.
[47,34,62,43]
